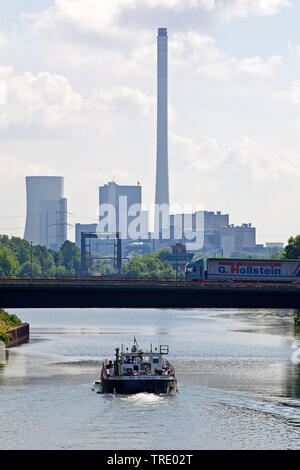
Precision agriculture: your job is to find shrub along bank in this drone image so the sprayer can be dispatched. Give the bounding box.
[0,309,23,346]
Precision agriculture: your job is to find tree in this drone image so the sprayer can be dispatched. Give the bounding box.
[281,235,300,259]
[123,252,175,280]
[98,263,115,274]
[0,245,20,277]
[33,245,56,278]
[0,235,82,278]
[8,237,31,265]
[55,265,68,278]
[19,260,42,278]
[59,240,81,275]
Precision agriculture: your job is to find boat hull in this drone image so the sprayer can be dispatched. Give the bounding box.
[99,376,177,395]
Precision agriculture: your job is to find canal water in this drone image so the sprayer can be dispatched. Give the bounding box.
[0,308,300,450]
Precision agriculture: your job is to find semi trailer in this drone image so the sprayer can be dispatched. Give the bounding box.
[185,258,300,282]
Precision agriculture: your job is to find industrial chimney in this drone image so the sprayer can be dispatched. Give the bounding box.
[154,27,169,236]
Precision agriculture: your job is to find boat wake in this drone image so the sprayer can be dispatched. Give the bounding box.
[215,391,300,424]
[120,392,165,405]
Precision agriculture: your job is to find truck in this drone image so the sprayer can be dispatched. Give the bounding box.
[185,258,300,282]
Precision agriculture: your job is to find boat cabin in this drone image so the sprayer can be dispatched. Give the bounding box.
[120,345,169,376]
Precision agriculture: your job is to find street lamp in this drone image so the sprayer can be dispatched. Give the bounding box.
[30,241,33,283]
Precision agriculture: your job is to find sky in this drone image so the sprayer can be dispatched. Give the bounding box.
[1,0,300,244]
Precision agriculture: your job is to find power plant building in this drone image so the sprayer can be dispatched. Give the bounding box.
[24,176,67,250]
[221,224,256,257]
[99,181,142,238]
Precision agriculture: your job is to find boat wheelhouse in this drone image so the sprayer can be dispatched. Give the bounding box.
[92,339,177,395]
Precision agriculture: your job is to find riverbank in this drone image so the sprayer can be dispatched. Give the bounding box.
[6,323,29,348]
[0,309,29,347]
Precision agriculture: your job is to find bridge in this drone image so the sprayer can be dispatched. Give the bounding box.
[1,279,300,309]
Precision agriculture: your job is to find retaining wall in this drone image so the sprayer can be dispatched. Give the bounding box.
[6,323,29,348]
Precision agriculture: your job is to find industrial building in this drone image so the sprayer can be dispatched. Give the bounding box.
[220,224,256,257]
[168,211,258,257]
[99,181,142,238]
[24,176,67,250]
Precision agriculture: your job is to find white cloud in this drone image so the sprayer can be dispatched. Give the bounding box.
[287,42,300,56]
[170,32,233,79]
[22,0,290,68]
[0,30,9,48]
[169,132,220,171]
[170,132,300,183]
[0,65,13,78]
[221,0,290,20]
[0,153,55,185]
[218,137,300,180]
[30,24,283,83]
[22,1,287,82]
[0,69,156,134]
[25,0,289,36]
[168,132,300,244]
[74,168,137,187]
[169,133,300,242]
[291,80,300,104]
[236,55,283,78]
[170,32,284,79]
[90,86,155,118]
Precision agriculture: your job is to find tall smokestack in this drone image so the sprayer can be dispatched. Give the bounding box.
[155,27,169,235]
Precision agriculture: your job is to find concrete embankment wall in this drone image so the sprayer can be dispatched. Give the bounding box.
[6,323,29,348]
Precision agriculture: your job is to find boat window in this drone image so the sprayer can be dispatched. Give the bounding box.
[124,356,135,364]
[142,356,150,363]
[153,357,159,364]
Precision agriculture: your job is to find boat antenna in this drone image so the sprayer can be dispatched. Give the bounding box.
[134,336,139,348]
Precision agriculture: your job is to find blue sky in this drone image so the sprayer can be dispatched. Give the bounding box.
[0,0,300,243]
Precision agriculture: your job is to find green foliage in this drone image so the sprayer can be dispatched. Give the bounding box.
[19,260,42,278]
[59,241,81,275]
[157,248,171,260]
[0,309,23,345]
[33,245,56,278]
[99,263,115,274]
[0,329,11,346]
[55,265,68,278]
[0,236,81,278]
[123,252,176,280]
[0,309,22,327]
[0,244,20,277]
[281,235,300,259]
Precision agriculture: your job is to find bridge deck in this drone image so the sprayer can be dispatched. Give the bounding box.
[1,279,300,308]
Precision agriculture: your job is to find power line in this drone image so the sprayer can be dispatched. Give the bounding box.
[0,216,25,219]
[0,211,97,221]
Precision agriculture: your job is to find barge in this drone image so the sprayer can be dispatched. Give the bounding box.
[92,338,177,395]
